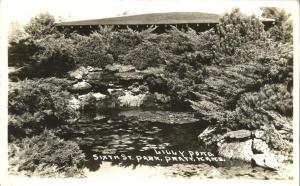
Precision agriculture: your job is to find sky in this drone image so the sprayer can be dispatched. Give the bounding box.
[3,0,296,25]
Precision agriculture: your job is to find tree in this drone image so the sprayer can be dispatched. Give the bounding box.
[24,12,58,40]
[8,13,76,77]
[261,7,293,43]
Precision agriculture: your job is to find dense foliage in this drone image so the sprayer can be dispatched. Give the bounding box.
[9,130,85,177]
[8,8,293,176]
[8,13,75,77]
[8,78,77,139]
[261,7,293,43]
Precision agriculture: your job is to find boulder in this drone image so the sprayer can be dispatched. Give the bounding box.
[68,82,92,93]
[86,71,119,87]
[85,71,103,84]
[78,92,107,101]
[131,87,141,95]
[145,75,168,93]
[141,93,171,109]
[223,130,252,140]
[115,71,146,82]
[69,96,81,110]
[95,97,119,110]
[252,130,266,140]
[251,153,280,170]
[108,88,125,97]
[78,93,93,101]
[93,115,107,121]
[252,138,269,154]
[118,91,146,107]
[87,66,102,72]
[218,140,253,162]
[93,92,107,101]
[105,64,135,73]
[68,66,88,80]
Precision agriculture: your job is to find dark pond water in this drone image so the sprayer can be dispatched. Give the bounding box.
[62,109,291,179]
[66,109,210,169]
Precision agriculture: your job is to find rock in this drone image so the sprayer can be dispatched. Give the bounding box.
[68,82,92,93]
[252,130,266,140]
[251,153,280,170]
[105,64,136,73]
[92,92,107,101]
[93,115,107,121]
[78,92,107,102]
[105,64,119,73]
[223,130,252,140]
[68,66,88,80]
[108,88,125,97]
[145,75,168,93]
[115,72,145,82]
[141,93,171,109]
[85,71,103,84]
[69,96,81,110]
[252,138,269,154]
[86,71,119,87]
[78,117,91,123]
[118,91,146,107]
[87,66,102,72]
[154,93,171,103]
[119,110,200,125]
[218,140,253,162]
[78,93,93,101]
[96,97,119,110]
[131,87,141,95]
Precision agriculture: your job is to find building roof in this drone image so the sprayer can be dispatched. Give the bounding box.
[56,12,275,26]
[56,12,221,26]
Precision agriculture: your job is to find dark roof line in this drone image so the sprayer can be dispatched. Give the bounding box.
[56,12,274,26]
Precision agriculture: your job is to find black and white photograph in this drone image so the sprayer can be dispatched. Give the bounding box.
[0,0,299,185]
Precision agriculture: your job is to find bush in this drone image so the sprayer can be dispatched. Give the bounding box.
[123,41,166,70]
[146,27,199,55]
[8,37,38,67]
[261,7,293,43]
[9,130,85,177]
[108,29,145,61]
[8,13,75,77]
[71,32,114,68]
[30,35,76,77]
[8,78,77,139]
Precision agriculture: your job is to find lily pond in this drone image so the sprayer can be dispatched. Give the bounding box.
[61,109,291,179]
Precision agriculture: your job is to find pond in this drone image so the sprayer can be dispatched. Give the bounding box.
[63,109,291,179]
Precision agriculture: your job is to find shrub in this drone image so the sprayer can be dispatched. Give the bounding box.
[123,41,166,70]
[147,27,199,55]
[71,32,114,68]
[8,78,77,139]
[8,13,75,77]
[238,84,292,117]
[8,36,37,67]
[261,7,293,43]
[30,35,76,77]
[9,130,85,177]
[108,29,145,61]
